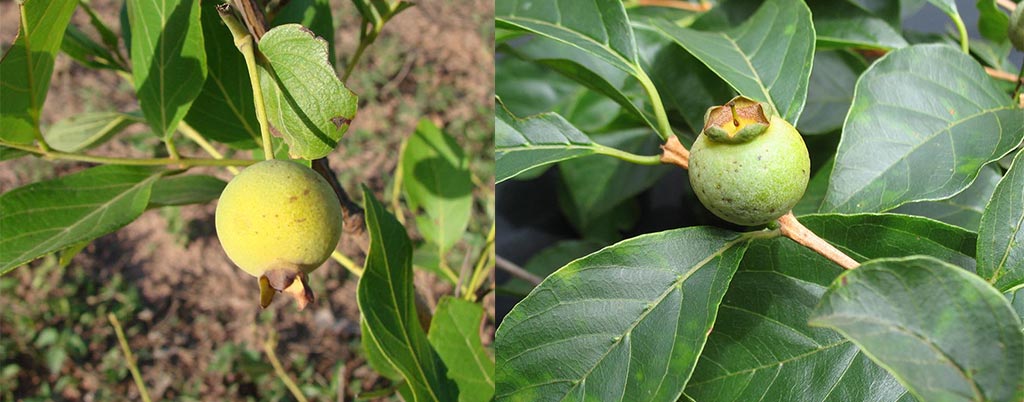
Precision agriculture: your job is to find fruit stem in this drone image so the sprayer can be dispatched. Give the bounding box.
[659,135,690,169]
[217,4,274,160]
[777,211,860,269]
[108,314,153,402]
[0,139,257,167]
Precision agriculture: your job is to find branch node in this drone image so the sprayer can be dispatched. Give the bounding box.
[660,135,690,170]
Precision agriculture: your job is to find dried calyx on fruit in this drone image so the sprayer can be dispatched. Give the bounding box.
[688,96,810,226]
[215,160,343,309]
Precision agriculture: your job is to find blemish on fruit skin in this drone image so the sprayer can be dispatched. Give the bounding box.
[289,195,298,202]
[296,218,307,223]
[303,189,310,195]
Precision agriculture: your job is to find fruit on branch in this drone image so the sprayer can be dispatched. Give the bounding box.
[215,159,343,309]
[688,96,810,226]
[1011,4,1024,51]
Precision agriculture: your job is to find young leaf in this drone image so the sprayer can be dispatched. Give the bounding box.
[495,101,604,183]
[687,213,980,401]
[183,0,260,149]
[0,0,78,144]
[810,256,1024,402]
[127,0,207,138]
[893,164,1002,232]
[428,297,495,402]
[496,227,750,402]
[807,0,907,50]
[0,166,163,274]
[43,112,142,152]
[797,51,866,135]
[148,174,227,207]
[358,187,456,402]
[61,25,122,70]
[652,0,815,123]
[823,44,1024,213]
[978,150,1024,292]
[257,24,357,159]
[273,0,335,64]
[401,119,473,254]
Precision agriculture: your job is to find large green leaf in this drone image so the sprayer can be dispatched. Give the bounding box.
[428,297,495,402]
[0,0,78,144]
[183,0,260,149]
[977,0,1010,43]
[686,213,979,400]
[496,227,751,402]
[127,0,207,138]
[797,51,866,135]
[43,112,143,152]
[823,44,1024,213]
[0,166,163,274]
[494,55,583,117]
[978,150,1024,292]
[401,119,473,254]
[811,256,1024,402]
[273,0,335,64]
[496,100,636,183]
[257,24,357,159]
[358,188,455,402]
[495,0,640,77]
[893,164,1002,232]
[652,0,815,123]
[807,0,907,50]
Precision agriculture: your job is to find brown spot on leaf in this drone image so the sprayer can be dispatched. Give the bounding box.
[331,116,352,128]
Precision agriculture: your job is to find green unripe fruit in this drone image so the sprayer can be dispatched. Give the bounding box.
[688,96,810,226]
[1010,4,1024,52]
[215,159,343,308]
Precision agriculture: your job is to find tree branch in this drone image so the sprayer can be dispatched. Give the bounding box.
[777,212,860,269]
[496,255,542,286]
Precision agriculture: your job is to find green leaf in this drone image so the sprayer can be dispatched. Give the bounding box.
[350,0,413,34]
[273,0,335,64]
[43,112,142,152]
[823,44,1024,213]
[977,0,1011,43]
[0,165,163,274]
[893,164,1002,232]
[810,256,1024,402]
[687,212,979,400]
[428,297,495,402]
[1008,288,1024,326]
[257,24,357,159]
[401,119,473,254]
[807,0,907,50]
[496,100,604,183]
[652,0,815,123]
[358,187,455,402]
[360,317,402,380]
[978,150,1024,292]
[0,0,78,143]
[61,25,121,70]
[499,240,604,297]
[496,0,640,78]
[148,174,227,207]
[127,0,207,138]
[496,227,750,402]
[495,54,582,117]
[794,157,834,215]
[558,128,670,234]
[183,0,260,150]
[797,51,867,135]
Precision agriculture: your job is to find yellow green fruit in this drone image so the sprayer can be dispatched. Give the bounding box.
[215,159,343,307]
[688,97,810,226]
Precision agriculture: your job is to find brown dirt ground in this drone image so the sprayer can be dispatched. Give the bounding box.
[0,0,494,400]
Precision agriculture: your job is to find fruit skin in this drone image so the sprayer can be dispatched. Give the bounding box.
[689,114,810,226]
[216,159,343,279]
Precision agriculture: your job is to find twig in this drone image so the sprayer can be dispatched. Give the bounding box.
[986,66,1024,84]
[496,255,542,286]
[108,314,153,402]
[777,212,860,269]
[0,140,255,167]
[660,135,690,169]
[264,333,310,402]
[635,0,712,11]
[336,364,346,402]
[313,159,369,252]
[179,121,240,174]
[997,0,1016,11]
